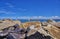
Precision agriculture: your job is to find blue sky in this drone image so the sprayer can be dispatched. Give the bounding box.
[0,0,60,17]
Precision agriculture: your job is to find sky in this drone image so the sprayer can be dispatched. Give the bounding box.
[0,0,60,17]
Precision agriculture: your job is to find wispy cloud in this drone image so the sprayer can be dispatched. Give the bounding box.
[5,3,27,12]
[18,8,27,11]
[5,3,14,8]
[0,10,16,14]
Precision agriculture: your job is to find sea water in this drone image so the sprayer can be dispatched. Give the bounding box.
[19,19,60,23]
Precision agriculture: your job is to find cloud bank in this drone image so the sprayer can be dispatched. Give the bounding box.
[0,16,60,19]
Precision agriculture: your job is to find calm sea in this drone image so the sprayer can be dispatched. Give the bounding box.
[17,19,60,23]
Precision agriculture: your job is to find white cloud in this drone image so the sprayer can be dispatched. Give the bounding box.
[0,10,16,14]
[0,16,60,19]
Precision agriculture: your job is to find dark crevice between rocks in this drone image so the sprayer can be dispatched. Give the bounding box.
[25,31,52,39]
[0,35,8,39]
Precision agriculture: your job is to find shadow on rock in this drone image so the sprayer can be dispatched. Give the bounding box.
[25,31,52,39]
